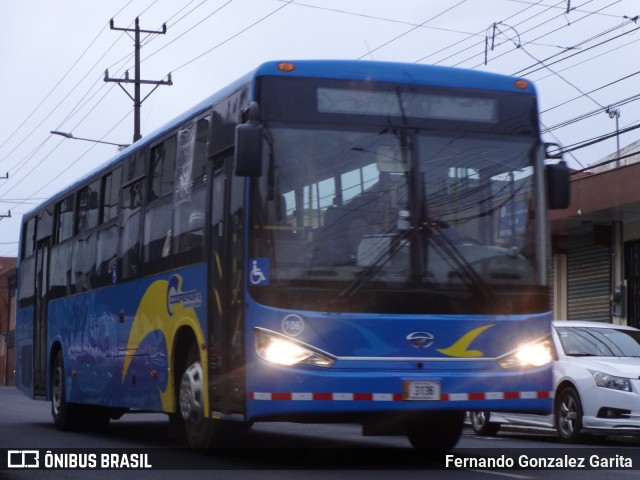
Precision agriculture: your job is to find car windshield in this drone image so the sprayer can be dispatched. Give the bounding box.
[557,326,640,357]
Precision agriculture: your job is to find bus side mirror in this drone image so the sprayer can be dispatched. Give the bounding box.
[546,160,571,210]
[234,122,263,177]
[235,101,263,177]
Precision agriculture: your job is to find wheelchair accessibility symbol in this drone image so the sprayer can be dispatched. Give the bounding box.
[249,258,270,286]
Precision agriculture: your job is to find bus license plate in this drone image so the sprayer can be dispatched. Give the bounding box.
[404,380,441,401]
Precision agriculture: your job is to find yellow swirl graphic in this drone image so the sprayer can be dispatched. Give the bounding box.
[437,324,495,358]
[121,276,206,413]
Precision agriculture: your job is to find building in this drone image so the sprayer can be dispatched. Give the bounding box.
[550,140,640,326]
[0,257,16,386]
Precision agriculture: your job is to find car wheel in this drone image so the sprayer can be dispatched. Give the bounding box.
[405,411,465,450]
[555,386,583,443]
[469,411,500,436]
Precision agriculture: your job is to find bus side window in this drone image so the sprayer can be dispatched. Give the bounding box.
[173,117,209,260]
[73,179,100,291]
[125,149,146,183]
[120,180,144,280]
[96,167,121,286]
[50,194,74,298]
[143,136,176,271]
[18,218,36,308]
[72,233,96,292]
[55,195,75,244]
[76,179,100,234]
[101,167,121,223]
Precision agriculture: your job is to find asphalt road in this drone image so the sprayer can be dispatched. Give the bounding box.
[2,386,640,480]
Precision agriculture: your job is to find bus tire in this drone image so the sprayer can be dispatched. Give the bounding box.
[51,351,80,431]
[405,411,465,450]
[178,342,241,448]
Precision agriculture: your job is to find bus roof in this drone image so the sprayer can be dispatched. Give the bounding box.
[252,60,536,94]
[25,59,534,219]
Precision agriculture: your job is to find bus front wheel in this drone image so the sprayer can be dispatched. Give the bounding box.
[178,344,217,447]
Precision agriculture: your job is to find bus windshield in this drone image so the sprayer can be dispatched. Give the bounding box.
[248,124,543,314]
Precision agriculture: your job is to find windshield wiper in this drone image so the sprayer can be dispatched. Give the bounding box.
[426,221,496,303]
[333,228,411,300]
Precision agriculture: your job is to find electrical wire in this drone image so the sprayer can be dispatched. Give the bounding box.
[0,0,137,164]
[171,0,295,74]
[139,0,235,65]
[358,0,468,60]
[507,0,624,17]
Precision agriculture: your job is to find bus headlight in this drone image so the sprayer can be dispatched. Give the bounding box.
[498,337,554,369]
[254,328,335,368]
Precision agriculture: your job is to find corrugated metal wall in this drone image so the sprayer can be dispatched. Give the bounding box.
[567,235,610,322]
[624,240,640,329]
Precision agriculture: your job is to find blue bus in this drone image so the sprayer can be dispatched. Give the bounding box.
[15,60,569,449]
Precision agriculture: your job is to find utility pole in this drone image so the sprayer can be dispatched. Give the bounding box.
[104,17,173,143]
[606,106,621,167]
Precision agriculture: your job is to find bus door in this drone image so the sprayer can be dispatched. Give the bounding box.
[208,154,246,417]
[33,237,50,399]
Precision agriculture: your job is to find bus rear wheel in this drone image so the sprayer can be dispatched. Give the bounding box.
[405,411,465,450]
[52,351,80,431]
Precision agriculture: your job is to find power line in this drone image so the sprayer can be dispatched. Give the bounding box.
[464,0,618,69]
[0,0,137,164]
[2,109,132,216]
[544,91,640,133]
[493,22,607,109]
[0,84,121,199]
[420,0,578,66]
[513,21,640,77]
[171,0,295,74]
[0,26,109,169]
[0,0,262,211]
[139,0,235,65]
[553,121,640,154]
[507,0,625,17]
[358,0,468,60]
[540,120,586,168]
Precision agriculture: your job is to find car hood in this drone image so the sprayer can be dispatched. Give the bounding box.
[576,356,640,377]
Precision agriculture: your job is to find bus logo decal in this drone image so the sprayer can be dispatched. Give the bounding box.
[167,275,202,316]
[406,332,435,349]
[437,324,495,358]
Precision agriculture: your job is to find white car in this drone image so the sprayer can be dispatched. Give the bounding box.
[469,320,640,443]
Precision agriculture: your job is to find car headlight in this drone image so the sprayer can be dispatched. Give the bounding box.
[498,337,554,369]
[589,370,632,392]
[254,328,335,368]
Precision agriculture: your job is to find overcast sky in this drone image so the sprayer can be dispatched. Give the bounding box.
[0,0,638,256]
